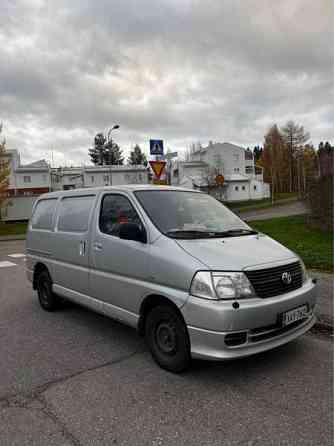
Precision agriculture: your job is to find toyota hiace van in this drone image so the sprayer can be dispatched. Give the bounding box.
[26,186,317,372]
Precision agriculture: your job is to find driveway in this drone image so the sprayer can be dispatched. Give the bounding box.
[0,240,332,446]
[239,201,308,222]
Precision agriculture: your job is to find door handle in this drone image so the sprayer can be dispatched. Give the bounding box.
[79,240,86,256]
[93,243,103,251]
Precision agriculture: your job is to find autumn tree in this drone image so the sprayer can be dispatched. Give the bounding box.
[262,125,286,203]
[128,144,147,166]
[281,121,310,193]
[302,144,318,187]
[0,124,10,217]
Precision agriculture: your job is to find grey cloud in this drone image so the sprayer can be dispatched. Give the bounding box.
[0,0,333,165]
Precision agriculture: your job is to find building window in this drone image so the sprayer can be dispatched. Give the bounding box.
[234,168,240,172]
[91,176,94,183]
[254,185,257,190]
[23,176,31,183]
[242,186,245,190]
[245,166,254,174]
[235,186,239,191]
[103,174,109,183]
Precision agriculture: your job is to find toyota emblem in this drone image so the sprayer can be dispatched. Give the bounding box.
[281,271,292,285]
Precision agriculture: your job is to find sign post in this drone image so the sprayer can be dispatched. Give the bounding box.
[215,174,225,201]
[150,139,164,157]
[149,139,167,184]
[149,160,166,184]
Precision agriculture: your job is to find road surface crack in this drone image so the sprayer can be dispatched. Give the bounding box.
[0,348,145,406]
[36,394,83,446]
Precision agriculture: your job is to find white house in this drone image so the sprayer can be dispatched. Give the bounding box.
[1,148,149,220]
[172,142,270,201]
[1,150,51,221]
[51,165,149,191]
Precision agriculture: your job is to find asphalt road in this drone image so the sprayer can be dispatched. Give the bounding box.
[0,240,333,446]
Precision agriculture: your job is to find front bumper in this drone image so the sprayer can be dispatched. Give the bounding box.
[181,279,317,360]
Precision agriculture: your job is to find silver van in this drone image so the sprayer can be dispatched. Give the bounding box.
[26,186,317,372]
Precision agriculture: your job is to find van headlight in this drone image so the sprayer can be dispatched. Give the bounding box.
[190,271,256,300]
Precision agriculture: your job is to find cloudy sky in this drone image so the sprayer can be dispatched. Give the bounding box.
[1,0,333,166]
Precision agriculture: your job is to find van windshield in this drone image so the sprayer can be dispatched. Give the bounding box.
[134,190,256,239]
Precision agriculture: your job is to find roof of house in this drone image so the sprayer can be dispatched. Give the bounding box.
[16,159,50,172]
[191,142,248,156]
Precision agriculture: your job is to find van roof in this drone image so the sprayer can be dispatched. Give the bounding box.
[38,185,202,199]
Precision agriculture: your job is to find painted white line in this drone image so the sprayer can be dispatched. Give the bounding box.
[8,253,26,258]
[0,261,17,268]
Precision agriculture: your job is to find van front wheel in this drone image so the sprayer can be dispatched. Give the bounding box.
[145,305,191,373]
[36,270,60,312]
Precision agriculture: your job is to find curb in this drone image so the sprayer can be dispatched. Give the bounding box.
[0,235,26,242]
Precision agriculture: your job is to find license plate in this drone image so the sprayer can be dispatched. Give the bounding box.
[281,305,308,327]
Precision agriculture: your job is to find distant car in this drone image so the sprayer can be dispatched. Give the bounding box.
[26,186,317,372]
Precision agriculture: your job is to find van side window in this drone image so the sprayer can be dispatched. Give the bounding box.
[31,199,57,230]
[99,194,141,237]
[57,195,95,233]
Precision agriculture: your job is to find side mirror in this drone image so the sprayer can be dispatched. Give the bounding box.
[119,222,147,243]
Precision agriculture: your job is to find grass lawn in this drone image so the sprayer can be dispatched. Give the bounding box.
[250,215,333,272]
[0,222,28,236]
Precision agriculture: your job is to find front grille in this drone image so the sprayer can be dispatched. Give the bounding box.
[245,261,303,298]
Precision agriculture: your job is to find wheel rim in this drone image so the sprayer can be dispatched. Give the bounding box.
[155,321,176,354]
[39,280,50,306]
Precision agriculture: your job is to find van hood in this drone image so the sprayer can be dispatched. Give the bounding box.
[175,234,297,271]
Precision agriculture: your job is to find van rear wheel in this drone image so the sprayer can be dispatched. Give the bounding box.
[145,305,191,373]
[36,270,60,311]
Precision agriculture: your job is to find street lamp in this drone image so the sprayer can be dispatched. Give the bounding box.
[104,124,120,186]
[106,124,119,142]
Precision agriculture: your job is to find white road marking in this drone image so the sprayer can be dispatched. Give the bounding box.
[0,261,17,268]
[8,253,26,258]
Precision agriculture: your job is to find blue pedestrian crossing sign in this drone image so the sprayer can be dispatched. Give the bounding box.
[150,139,164,156]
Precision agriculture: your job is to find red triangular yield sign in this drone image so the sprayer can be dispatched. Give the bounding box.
[149,160,166,179]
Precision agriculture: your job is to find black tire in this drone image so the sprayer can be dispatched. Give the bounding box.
[145,305,191,373]
[36,270,60,311]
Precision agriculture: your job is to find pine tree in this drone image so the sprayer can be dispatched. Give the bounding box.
[128,144,147,166]
[0,124,10,215]
[318,141,334,176]
[89,133,106,165]
[104,139,124,165]
[253,145,263,162]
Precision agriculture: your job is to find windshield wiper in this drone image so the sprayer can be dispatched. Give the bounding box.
[213,228,258,237]
[166,229,215,239]
[166,228,258,239]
